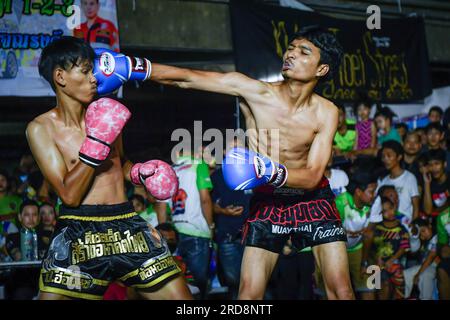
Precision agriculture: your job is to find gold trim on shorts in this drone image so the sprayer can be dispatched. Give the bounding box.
[39,274,105,300]
[131,268,181,289]
[58,212,137,222]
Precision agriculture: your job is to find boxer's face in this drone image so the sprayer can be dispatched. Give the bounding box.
[57,59,97,104]
[19,205,39,229]
[82,0,99,19]
[282,38,328,82]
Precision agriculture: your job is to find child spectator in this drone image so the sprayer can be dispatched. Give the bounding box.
[396,123,409,141]
[354,99,377,151]
[425,122,445,152]
[130,194,171,227]
[404,218,438,300]
[333,105,356,155]
[374,107,402,145]
[428,106,444,124]
[0,170,22,226]
[363,197,410,300]
[324,153,349,196]
[422,149,450,217]
[370,141,420,222]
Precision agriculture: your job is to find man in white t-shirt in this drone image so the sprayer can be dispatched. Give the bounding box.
[369,141,420,223]
[171,154,214,298]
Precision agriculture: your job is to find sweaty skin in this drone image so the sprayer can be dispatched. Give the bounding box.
[146,37,353,300]
[151,38,338,190]
[26,61,127,207]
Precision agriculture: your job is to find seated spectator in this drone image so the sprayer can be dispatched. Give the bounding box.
[333,105,356,155]
[436,208,450,299]
[396,123,409,141]
[375,107,402,145]
[370,141,420,222]
[4,200,50,299]
[422,149,450,218]
[334,172,377,299]
[363,197,410,300]
[404,218,438,300]
[130,194,171,227]
[424,122,445,152]
[428,106,444,124]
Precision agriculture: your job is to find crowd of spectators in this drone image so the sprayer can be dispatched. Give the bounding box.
[0,102,449,300]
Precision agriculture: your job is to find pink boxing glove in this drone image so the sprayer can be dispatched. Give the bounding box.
[131,160,179,200]
[79,98,131,167]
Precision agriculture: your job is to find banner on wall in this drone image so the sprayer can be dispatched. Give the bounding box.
[229,1,432,104]
[0,0,119,97]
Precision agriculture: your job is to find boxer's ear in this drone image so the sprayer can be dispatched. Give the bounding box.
[54,67,66,88]
[316,63,329,78]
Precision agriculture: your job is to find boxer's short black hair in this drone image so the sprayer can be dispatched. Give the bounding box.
[289,25,343,81]
[381,140,404,158]
[38,36,95,92]
[427,148,446,163]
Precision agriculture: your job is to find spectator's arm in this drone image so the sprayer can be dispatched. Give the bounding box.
[417,250,437,275]
[155,201,169,225]
[199,189,214,227]
[411,196,420,220]
[361,227,374,264]
[370,122,377,148]
[422,178,433,215]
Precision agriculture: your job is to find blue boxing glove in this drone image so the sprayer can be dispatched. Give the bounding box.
[93,48,152,95]
[222,147,288,190]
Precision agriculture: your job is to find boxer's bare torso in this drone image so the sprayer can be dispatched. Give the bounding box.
[239,84,337,170]
[27,107,127,206]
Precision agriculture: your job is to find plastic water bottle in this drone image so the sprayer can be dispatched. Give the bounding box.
[20,228,38,261]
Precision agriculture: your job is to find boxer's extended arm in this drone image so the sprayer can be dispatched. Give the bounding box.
[26,121,95,207]
[117,134,133,182]
[285,105,339,189]
[150,64,268,99]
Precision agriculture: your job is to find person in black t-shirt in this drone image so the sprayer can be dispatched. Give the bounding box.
[423,149,450,218]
